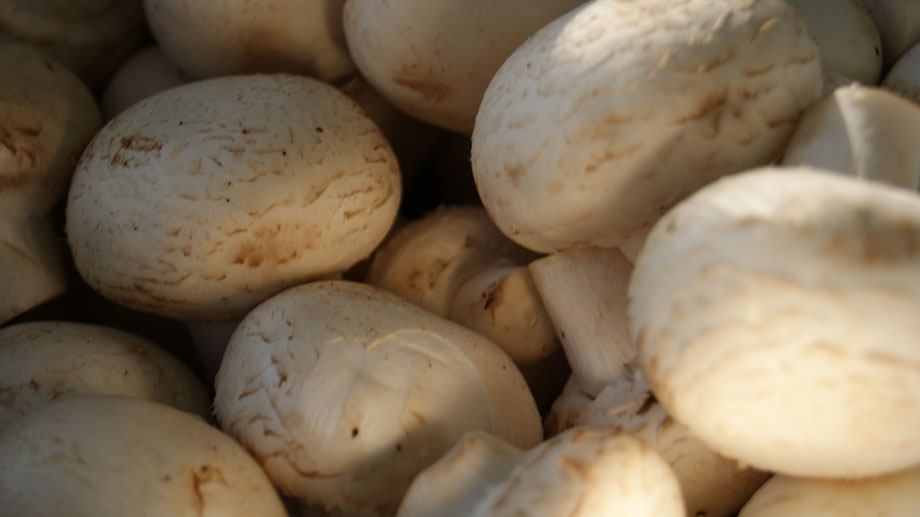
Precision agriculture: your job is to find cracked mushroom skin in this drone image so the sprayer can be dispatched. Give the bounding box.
[66,74,401,321]
[144,0,354,82]
[0,394,288,517]
[214,280,542,516]
[471,0,822,253]
[396,427,685,517]
[0,43,102,323]
[628,167,920,478]
[0,321,210,428]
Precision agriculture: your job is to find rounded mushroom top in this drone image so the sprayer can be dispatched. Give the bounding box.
[0,394,287,517]
[66,74,401,321]
[101,45,189,121]
[0,42,101,217]
[628,166,920,478]
[471,0,821,252]
[215,280,541,516]
[144,0,354,82]
[0,321,210,428]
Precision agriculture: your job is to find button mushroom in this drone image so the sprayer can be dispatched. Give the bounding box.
[629,166,920,478]
[0,321,210,428]
[66,73,401,321]
[101,45,189,121]
[1,43,101,323]
[214,280,541,516]
[882,39,920,104]
[0,394,288,517]
[472,0,822,252]
[861,0,920,67]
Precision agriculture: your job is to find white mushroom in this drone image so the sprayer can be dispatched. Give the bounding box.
[0,0,145,88]
[214,280,542,516]
[342,0,587,134]
[882,39,920,103]
[629,167,920,478]
[0,394,287,516]
[861,0,920,67]
[0,321,210,428]
[738,466,920,516]
[781,84,920,189]
[472,0,822,252]
[101,45,189,120]
[397,427,686,517]
[0,43,101,323]
[66,74,401,321]
[144,0,354,82]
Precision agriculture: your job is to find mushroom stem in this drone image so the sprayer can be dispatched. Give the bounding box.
[0,218,66,323]
[528,247,635,397]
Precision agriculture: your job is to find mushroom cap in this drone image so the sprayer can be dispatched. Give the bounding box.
[0,394,287,517]
[0,0,144,89]
[781,84,920,189]
[0,42,101,217]
[472,0,821,253]
[214,280,541,516]
[366,205,537,317]
[739,467,920,516]
[397,427,686,517]
[66,74,401,321]
[101,45,189,120]
[861,0,920,67]
[629,167,920,478]
[0,321,211,428]
[342,0,586,134]
[883,39,920,104]
[144,0,354,82]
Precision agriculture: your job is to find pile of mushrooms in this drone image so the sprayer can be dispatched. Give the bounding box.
[3,0,920,515]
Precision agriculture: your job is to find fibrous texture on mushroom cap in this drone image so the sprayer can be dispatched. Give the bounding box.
[66,74,401,321]
[342,0,587,134]
[0,395,288,517]
[0,0,145,89]
[144,0,354,82]
[0,321,210,428]
[214,280,541,516]
[472,0,822,253]
[397,427,685,517]
[629,167,920,478]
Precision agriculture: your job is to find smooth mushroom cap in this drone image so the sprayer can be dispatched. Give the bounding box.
[214,280,541,516]
[0,0,145,88]
[0,394,287,517]
[739,466,920,517]
[366,205,537,317]
[781,84,920,189]
[883,39,920,104]
[343,0,587,134]
[472,0,822,253]
[144,0,354,82]
[861,0,920,67]
[629,167,920,478]
[397,427,686,517]
[66,74,401,321]
[0,321,210,428]
[101,45,189,120]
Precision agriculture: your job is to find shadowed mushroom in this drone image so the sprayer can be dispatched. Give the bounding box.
[214,280,541,516]
[861,0,920,67]
[342,0,587,134]
[396,427,685,517]
[629,167,920,478]
[101,45,189,120]
[883,40,920,104]
[0,394,288,517]
[0,321,210,428]
[66,74,401,321]
[781,84,920,189]
[472,0,822,253]
[144,0,354,82]
[0,43,101,324]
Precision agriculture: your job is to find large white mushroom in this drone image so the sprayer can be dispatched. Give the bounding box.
[215,280,542,516]
[0,321,210,428]
[144,0,354,82]
[66,74,401,321]
[0,394,288,517]
[629,166,920,478]
[396,427,686,517]
[472,0,822,253]
[0,43,101,323]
